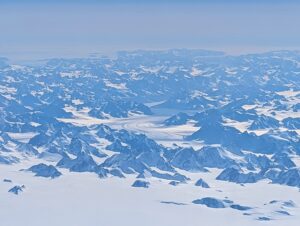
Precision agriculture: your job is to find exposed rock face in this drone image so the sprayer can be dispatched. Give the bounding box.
[131,180,150,188]
[28,163,62,178]
[195,178,210,188]
[8,185,25,195]
[192,197,225,208]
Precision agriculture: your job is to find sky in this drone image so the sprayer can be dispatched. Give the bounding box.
[1,0,300,61]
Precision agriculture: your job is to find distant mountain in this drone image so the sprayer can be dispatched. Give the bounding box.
[1,49,300,190]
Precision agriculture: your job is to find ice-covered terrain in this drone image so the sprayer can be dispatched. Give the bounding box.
[1,49,300,226]
[1,161,300,226]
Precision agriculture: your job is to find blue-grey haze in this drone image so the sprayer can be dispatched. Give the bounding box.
[0,0,300,61]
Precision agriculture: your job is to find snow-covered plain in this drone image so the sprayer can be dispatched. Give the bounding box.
[1,161,299,226]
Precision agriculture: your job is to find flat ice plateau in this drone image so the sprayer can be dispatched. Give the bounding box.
[1,161,300,226]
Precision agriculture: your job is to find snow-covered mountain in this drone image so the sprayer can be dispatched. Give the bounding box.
[1,50,300,226]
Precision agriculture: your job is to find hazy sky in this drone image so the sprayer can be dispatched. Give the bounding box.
[1,0,300,60]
